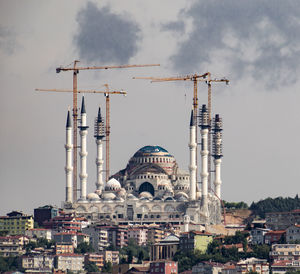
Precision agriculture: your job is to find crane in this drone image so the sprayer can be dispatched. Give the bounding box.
[35,87,126,196]
[133,73,229,189]
[54,61,159,201]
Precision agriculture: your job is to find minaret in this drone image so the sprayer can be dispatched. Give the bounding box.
[65,110,73,203]
[78,97,89,201]
[94,107,105,195]
[200,105,210,213]
[212,114,223,198]
[189,110,197,201]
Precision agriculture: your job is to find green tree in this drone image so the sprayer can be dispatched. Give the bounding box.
[75,242,95,254]
[84,261,100,273]
[102,261,112,273]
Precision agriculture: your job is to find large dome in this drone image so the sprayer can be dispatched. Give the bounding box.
[133,145,172,157]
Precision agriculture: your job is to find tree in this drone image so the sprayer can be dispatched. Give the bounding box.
[84,261,100,273]
[102,261,112,273]
[75,242,94,254]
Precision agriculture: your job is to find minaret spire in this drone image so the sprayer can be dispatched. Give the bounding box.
[212,114,223,198]
[78,96,88,202]
[189,109,197,201]
[65,109,73,203]
[94,106,105,195]
[200,104,210,215]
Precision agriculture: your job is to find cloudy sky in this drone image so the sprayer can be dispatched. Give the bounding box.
[1,0,300,215]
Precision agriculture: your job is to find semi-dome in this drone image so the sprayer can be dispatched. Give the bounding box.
[105,178,121,191]
[102,192,116,200]
[139,191,153,199]
[87,193,100,201]
[133,145,173,157]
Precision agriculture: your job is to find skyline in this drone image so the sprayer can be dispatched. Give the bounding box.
[1,0,300,214]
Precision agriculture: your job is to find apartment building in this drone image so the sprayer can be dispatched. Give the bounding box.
[286,224,300,243]
[179,231,213,253]
[270,244,300,261]
[0,211,34,235]
[25,228,52,240]
[128,226,148,246]
[0,235,29,257]
[55,254,84,272]
[22,254,54,272]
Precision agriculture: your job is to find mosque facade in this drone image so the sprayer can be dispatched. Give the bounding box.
[63,97,223,226]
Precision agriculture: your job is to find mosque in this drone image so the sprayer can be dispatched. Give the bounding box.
[63,97,223,226]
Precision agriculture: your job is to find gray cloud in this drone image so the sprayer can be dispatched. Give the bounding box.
[161,21,185,34]
[0,26,17,55]
[168,0,300,87]
[74,2,141,64]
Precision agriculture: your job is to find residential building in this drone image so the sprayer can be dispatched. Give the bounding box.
[271,260,300,273]
[179,231,213,253]
[112,263,150,274]
[43,214,83,232]
[22,254,54,272]
[266,209,300,230]
[25,228,52,240]
[0,211,34,235]
[85,253,104,271]
[149,261,178,274]
[250,228,270,245]
[55,243,74,254]
[192,261,224,274]
[236,257,269,274]
[270,244,300,261]
[107,225,128,248]
[0,235,29,257]
[83,225,109,251]
[147,226,164,244]
[151,234,179,261]
[34,205,59,227]
[286,224,300,243]
[53,231,89,248]
[55,253,84,272]
[99,250,120,265]
[128,226,148,246]
[264,230,285,245]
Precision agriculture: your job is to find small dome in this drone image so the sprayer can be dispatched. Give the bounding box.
[115,196,124,202]
[164,196,175,201]
[105,178,121,191]
[174,192,189,200]
[157,180,172,191]
[127,194,138,200]
[87,193,100,201]
[102,192,116,200]
[139,191,153,199]
[117,188,126,198]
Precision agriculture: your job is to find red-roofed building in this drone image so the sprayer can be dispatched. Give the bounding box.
[271,260,300,273]
[264,230,286,245]
[43,215,87,232]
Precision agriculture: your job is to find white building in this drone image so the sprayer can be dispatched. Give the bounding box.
[25,228,52,241]
[55,254,84,272]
